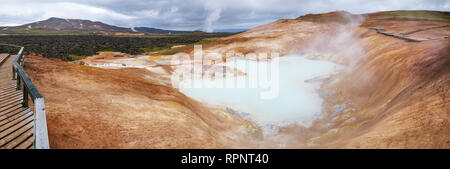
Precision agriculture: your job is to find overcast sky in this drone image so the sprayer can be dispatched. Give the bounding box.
[0,0,448,31]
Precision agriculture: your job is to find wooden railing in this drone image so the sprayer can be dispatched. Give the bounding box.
[6,45,50,149]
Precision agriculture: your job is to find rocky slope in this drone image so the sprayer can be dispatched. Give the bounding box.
[24,55,256,148]
[24,10,450,148]
[197,10,450,148]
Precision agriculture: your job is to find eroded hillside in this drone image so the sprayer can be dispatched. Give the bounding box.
[24,56,257,148]
[212,11,450,148]
[25,10,449,148]
[205,11,450,148]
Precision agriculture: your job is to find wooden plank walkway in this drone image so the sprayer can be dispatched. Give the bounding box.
[0,54,35,149]
[370,27,428,42]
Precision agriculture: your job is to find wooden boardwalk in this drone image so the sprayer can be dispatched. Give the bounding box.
[370,27,428,42]
[0,45,49,149]
[0,54,35,149]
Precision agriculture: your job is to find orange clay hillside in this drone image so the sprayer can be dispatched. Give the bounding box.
[24,10,449,148]
[24,57,256,148]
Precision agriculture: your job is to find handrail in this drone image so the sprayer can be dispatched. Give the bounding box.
[369,27,427,42]
[2,44,50,149]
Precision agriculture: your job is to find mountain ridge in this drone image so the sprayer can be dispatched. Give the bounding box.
[0,17,209,34]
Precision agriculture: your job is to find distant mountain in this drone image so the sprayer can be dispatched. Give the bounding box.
[134,27,189,34]
[0,17,189,35]
[0,17,243,35]
[3,17,134,33]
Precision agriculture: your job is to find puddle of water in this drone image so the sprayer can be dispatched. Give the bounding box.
[178,55,342,132]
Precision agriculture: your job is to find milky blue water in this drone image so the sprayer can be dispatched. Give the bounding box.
[178,55,341,129]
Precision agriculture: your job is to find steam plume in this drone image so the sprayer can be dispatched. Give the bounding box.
[203,2,222,33]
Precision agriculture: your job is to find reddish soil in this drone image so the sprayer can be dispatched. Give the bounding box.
[25,56,255,148]
[24,10,450,148]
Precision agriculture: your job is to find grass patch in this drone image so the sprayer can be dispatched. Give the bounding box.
[140,46,167,53]
[69,54,88,61]
[158,39,222,55]
[384,10,450,21]
[139,40,213,54]
[160,48,184,55]
[195,39,214,45]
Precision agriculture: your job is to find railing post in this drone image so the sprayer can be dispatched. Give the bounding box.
[12,66,17,80]
[23,85,29,107]
[18,52,22,64]
[20,53,25,66]
[17,76,20,90]
[34,97,49,149]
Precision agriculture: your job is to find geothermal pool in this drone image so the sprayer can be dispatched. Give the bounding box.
[177,55,342,133]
